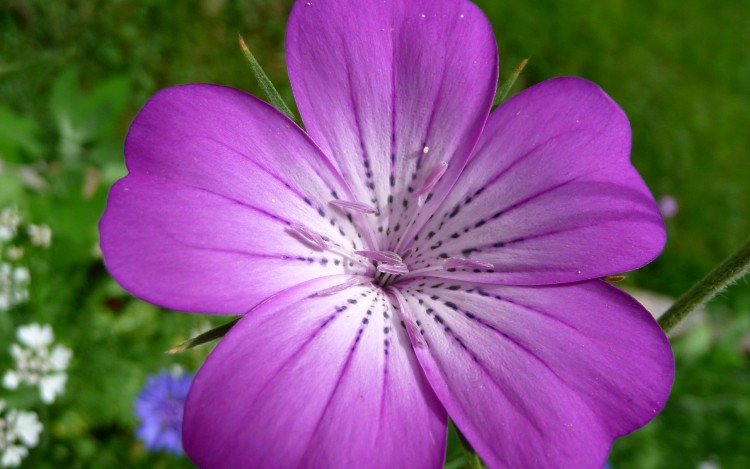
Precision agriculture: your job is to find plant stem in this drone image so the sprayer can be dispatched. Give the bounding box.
[659,236,750,333]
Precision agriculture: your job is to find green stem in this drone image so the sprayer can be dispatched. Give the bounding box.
[659,236,750,333]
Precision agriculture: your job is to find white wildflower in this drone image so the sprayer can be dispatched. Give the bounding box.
[26,225,52,249]
[0,208,21,242]
[0,263,30,312]
[16,323,53,349]
[4,247,22,261]
[0,401,42,468]
[3,324,72,404]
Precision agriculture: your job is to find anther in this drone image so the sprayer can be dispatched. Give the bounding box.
[422,146,430,155]
[377,263,409,275]
[329,199,377,214]
[414,162,448,206]
[286,224,327,250]
[443,257,494,270]
[316,278,367,296]
[355,250,403,264]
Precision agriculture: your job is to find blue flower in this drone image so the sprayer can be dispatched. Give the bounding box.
[134,369,193,455]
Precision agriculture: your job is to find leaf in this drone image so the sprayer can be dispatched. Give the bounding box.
[238,34,296,122]
[493,58,529,107]
[167,318,240,354]
[0,105,44,162]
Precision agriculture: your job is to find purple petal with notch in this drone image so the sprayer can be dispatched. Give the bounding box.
[286,0,498,250]
[407,78,665,285]
[100,84,370,314]
[397,278,674,469]
[183,275,447,468]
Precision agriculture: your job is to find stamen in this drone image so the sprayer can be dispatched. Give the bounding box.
[443,257,494,270]
[377,263,409,275]
[414,162,448,206]
[329,199,377,214]
[422,146,430,155]
[355,250,403,264]
[316,277,368,296]
[286,224,327,250]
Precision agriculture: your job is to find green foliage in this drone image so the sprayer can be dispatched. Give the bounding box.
[0,0,748,467]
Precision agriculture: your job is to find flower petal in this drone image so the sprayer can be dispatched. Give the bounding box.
[286,0,498,249]
[183,275,447,468]
[407,78,665,284]
[100,84,372,314]
[397,278,673,468]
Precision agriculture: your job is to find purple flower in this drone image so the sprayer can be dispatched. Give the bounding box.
[134,370,193,455]
[101,0,674,467]
[658,195,679,218]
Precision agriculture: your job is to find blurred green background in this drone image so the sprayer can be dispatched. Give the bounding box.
[0,0,748,467]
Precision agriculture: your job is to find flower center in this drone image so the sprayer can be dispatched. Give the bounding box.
[284,162,495,291]
[355,249,410,287]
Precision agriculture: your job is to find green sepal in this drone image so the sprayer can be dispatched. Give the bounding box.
[238,34,296,121]
[167,317,241,354]
[493,58,529,107]
[451,420,486,469]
